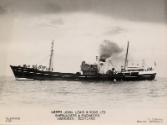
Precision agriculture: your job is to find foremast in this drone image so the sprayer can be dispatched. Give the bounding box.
[124,41,129,70]
[48,41,54,71]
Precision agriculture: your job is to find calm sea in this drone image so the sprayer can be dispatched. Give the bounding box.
[0,76,167,124]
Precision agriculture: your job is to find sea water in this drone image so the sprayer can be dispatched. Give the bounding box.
[0,76,167,125]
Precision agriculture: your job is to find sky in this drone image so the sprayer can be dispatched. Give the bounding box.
[0,0,167,77]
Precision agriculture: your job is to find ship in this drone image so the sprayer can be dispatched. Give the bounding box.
[10,41,156,81]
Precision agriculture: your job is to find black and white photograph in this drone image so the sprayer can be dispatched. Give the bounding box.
[0,0,167,125]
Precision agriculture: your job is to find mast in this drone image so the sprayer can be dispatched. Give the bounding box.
[124,41,129,70]
[48,41,54,71]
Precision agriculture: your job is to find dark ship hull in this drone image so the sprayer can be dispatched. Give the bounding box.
[10,65,156,81]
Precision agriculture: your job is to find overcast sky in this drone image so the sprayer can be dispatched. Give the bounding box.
[0,0,167,77]
[0,0,167,23]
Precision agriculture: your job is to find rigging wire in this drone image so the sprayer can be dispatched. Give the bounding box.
[31,54,50,66]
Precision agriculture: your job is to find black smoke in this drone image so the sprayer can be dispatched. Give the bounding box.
[99,40,122,62]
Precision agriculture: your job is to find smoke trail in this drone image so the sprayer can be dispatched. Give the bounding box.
[99,40,122,62]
